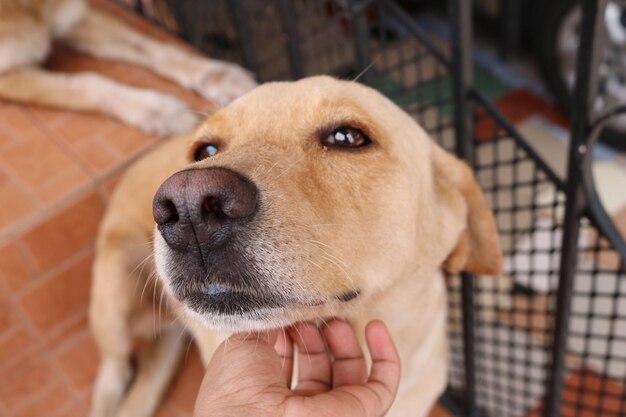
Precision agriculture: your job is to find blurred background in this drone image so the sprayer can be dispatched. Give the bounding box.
[122,0,626,150]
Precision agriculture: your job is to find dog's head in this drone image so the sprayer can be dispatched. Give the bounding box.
[152,76,502,331]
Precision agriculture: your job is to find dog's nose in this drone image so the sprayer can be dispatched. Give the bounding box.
[152,168,258,251]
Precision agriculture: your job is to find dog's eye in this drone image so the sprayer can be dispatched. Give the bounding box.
[323,128,370,148]
[193,144,219,161]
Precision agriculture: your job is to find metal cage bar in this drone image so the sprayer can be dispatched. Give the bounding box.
[277,0,305,79]
[348,0,374,84]
[228,0,260,74]
[543,2,608,416]
[449,1,479,416]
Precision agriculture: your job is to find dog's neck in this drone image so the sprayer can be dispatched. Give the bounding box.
[351,266,447,351]
[349,267,448,407]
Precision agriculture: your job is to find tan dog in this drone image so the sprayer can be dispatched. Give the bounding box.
[0,0,256,135]
[90,76,503,417]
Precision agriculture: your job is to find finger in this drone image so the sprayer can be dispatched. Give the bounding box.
[195,329,284,417]
[323,320,367,387]
[288,322,332,393]
[364,320,401,411]
[274,328,294,386]
[300,322,400,417]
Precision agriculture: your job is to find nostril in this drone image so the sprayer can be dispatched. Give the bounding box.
[202,196,224,220]
[154,198,180,226]
[162,200,179,224]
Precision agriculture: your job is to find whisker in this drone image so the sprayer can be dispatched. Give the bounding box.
[305,223,347,228]
[140,270,158,309]
[279,326,290,383]
[351,57,380,83]
[158,282,167,332]
[173,323,189,350]
[303,239,356,288]
[274,157,301,179]
[131,253,155,296]
[253,332,261,356]
[185,334,195,362]
[260,158,282,178]
[187,108,212,118]
[152,277,159,338]
[318,316,339,340]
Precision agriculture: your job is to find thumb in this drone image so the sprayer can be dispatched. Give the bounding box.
[217,329,279,362]
[195,329,289,417]
[203,329,283,386]
[229,329,279,347]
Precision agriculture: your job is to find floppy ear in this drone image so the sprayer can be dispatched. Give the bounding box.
[431,145,503,276]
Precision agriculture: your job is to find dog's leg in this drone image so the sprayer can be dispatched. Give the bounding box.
[0,16,51,73]
[116,326,188,417]
[0,67,197,136]
[90,357,134,417]
[61,9,257,105]
[89,247,138,417]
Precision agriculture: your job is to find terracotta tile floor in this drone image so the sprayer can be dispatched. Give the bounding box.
[0,2,452,417]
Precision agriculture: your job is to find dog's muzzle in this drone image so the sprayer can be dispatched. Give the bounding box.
[152,167,265,314]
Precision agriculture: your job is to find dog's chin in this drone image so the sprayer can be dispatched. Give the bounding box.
[183,305,301,332]
[182,298,323,332]
[174,283,327,332]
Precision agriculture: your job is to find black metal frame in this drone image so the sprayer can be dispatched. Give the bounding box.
[448,2,480,415]
[124,0,626,415]
[542,2,606,416]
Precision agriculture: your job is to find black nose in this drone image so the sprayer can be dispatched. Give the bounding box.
[152,168,258,252]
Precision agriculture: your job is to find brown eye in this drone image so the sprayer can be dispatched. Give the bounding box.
[193,144,219,161]
[323,128,370,148]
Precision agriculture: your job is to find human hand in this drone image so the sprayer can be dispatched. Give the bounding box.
[193,319,401,417]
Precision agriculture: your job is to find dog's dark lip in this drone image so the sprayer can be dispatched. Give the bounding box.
[186,285,282,315]
[183,283,335,315]
[336,289,361,302]
[183,284,361,316]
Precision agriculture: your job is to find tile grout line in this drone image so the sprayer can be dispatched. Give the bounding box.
[0,183,94,243]
[0,106,94,202]
[0,122,18,152]
[0,162,42,208]
[0,329,38,374]
[7,378,67,416]
[45,311,91,355]
[25,107,99,179]
[51,387,91,417]
[13,245,95,299]
[0,277,81,407]
[12,237,42,284]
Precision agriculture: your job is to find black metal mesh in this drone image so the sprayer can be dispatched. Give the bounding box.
[452,95,566,416]
[563,226,626,417]
[368,11,456,150]
[121,0,626,415]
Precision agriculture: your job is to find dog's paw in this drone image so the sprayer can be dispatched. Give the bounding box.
[115,90,199,137]
[188,61,257,106]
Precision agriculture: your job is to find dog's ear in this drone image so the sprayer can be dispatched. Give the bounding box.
[432,145,503,276]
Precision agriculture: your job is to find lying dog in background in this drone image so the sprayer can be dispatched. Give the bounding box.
[89,76,503,417]
[0,0,256,135]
